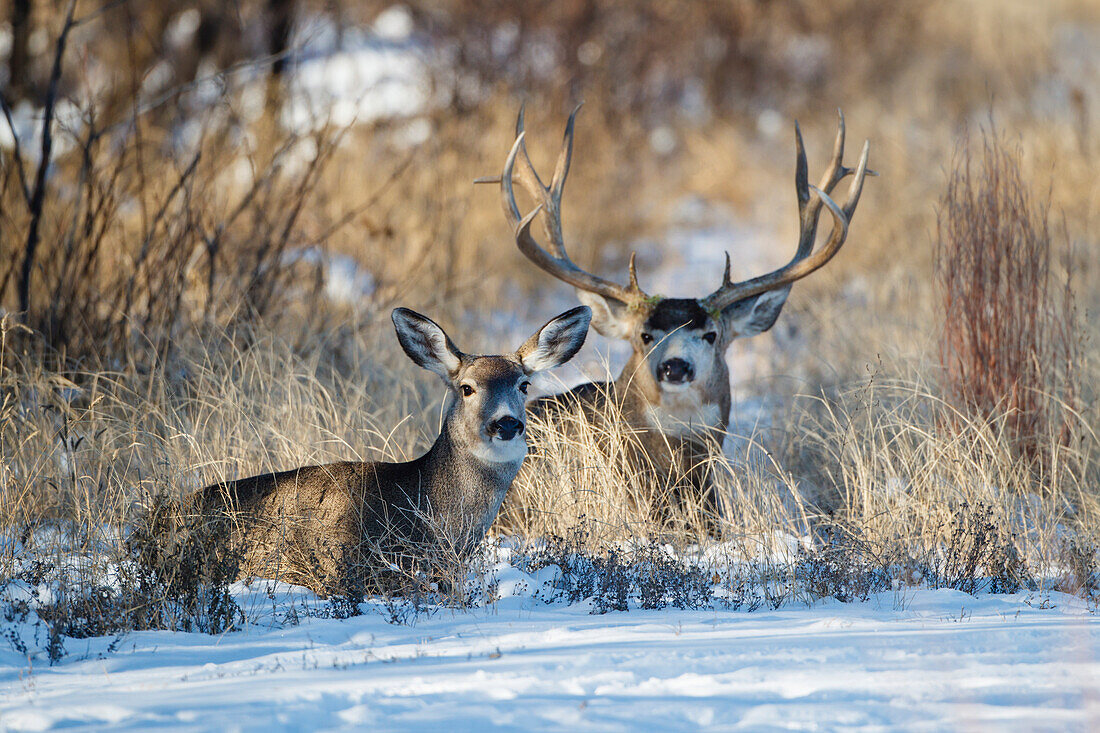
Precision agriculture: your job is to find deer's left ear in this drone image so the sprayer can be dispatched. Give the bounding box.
[517,306,592,373]
[719,287,792,338]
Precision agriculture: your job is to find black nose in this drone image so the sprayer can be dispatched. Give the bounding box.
[658,358,694,384]
[488,416,524,441]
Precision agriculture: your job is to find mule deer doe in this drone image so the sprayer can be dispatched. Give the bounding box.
[185,306,591,594]
[485,107,871,527]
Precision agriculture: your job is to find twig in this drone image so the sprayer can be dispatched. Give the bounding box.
[19,0,78,317]
[0,91,32,206]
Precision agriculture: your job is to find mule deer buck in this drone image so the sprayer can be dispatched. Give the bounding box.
[487,107,871,527]
[181,306,591,594]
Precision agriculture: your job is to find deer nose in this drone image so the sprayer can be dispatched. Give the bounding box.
[658,358,694,384]
[488,416,524,441]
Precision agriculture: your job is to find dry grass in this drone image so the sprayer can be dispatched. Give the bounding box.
[0,313,433,534]
[499,378,812,558]
[789,376,1099,568]
[2,0,1099,634]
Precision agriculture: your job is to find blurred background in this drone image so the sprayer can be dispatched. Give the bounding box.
[2,0,1095,359]
[1,0,1098,531]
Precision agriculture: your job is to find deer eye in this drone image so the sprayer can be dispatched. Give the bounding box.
[703,331,717,344]
[640,332,654,345]
[519,381,530,394]
[460,384,475,397]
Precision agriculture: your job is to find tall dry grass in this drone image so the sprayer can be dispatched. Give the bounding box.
[1,0,1098,636]
[0,313,435,542]
[499,376,812,558]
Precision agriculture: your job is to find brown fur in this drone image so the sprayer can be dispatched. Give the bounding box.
[177,306,590,595]
[190,426,521,593]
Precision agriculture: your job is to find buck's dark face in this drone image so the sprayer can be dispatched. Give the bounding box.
[632,299,722,392]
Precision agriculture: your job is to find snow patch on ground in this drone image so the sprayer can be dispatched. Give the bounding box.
[2,574,1097,731]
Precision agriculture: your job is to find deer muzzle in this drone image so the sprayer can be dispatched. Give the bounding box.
[658,358,695,385]
[487,416,524,441]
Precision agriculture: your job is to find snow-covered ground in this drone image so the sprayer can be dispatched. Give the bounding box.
[2,574,1098,731]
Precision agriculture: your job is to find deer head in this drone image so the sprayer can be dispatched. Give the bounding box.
[484,107,871,432]
[392,305,592,464]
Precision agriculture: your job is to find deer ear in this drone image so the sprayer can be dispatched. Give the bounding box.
[575,290,635,340]
[719,287,792,338]
[518,306,591,373]
[391,308,464,380]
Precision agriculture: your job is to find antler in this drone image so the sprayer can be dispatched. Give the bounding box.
[700,110,872,314]
[495,105,649,306]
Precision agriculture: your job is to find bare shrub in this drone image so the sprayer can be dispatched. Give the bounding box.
[935,130,1080,472]
[930,501,1031,595]
[515,528,714,614]
[0,4,358,363]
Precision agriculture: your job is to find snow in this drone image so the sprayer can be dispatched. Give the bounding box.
[283,247,376,305]
[2,568,1098,731]
[281,11,429,134]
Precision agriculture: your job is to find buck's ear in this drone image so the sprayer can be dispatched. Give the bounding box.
[575,290,635,340]
[391,308,464,380]
[517,305,591,373]
[719,287,792,338]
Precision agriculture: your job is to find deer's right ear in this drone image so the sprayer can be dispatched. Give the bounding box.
[518,305,591,373]
[391,308,463,380]
[575,291,635,340]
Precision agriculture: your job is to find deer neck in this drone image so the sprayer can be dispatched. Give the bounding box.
[615,352,728,445]
[418,420,523,551]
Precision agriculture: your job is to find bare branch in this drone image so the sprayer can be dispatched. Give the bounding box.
[19,0,78,318]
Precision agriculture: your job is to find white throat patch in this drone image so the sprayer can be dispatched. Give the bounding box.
[469,435,529,465]
[644,389,724,440]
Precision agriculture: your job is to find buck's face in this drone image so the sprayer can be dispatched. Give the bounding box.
[631,298,722,393]
[578,287,788,401]
[391,306,591,466]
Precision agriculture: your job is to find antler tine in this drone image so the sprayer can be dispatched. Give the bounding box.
[795,122,810,214]
[500,132,528,226]
[842,140,871,221]
[821,108,846,191]
[628,251,643,293]
[501,109,648,305]
[551,104,581,202]
[701,112,872,313]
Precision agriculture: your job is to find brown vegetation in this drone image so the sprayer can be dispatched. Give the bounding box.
[936,130,1080,471]
[1,0,1098,634]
